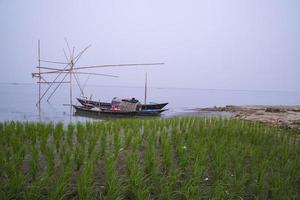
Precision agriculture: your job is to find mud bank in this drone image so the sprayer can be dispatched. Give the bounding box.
[197,105,300,130]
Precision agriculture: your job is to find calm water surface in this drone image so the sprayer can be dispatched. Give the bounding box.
[1,83,300,123]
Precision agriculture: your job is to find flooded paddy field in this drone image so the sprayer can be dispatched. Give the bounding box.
[0,118,299,199]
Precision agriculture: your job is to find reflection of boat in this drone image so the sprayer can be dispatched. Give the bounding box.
[73,105,167,117]
[76,98,168,110]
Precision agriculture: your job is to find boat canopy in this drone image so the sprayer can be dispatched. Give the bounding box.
[111,97,141,111]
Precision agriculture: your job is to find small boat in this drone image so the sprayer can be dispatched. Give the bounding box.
[77,73,168,111]
[76,97,168,110]
[73,105,167,117]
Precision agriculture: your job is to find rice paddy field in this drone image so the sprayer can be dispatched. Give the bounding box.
[0,117,299,199]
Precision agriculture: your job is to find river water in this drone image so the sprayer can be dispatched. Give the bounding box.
[1,83,300,123]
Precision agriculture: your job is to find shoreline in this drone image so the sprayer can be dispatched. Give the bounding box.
[193,105,300,130]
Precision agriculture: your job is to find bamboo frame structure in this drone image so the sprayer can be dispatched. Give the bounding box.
[32,39,164,113]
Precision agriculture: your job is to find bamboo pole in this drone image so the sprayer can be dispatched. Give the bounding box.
[36,62,164,73]
[38,40,41,108]
[40,60,68,64]
[34,71,118,77]
[40,44,89,103]
[73,73,85,97]
[46,71,70,101]
[37,63,70,104]
[70,60,73,112]
[37,81,70,84]
[73,62,164,70]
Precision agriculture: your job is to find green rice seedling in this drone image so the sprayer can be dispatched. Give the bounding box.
[48,165,73,200]
[29,145,39,180]
[0,122,3,135]
[2,149,11,173]
[25,122,37,146]
[2,122,13,143]
[211,143,228,180]
[178,159,206,199]
[137,126,146,146]
[5,168,25,199]
[141,123,150,141]
[144,130,157,177]
[77,161,95,200]
[161,132,172,172]
[144,130,161,198]
[106,131,114,152]
[0,150,6,178]
[100,131,107,158]
[113,130,121,158]
[47,122,54,134]
[24,183,42,200]
[11,145,26,171]
[124,129,133,148]
[59,139,69,160]
[287,150,300,198]
[74,144,85,171]
[175,135,189,169]
[130,134,142,153]
[85,121,92,134]
[45,145,55,175]
[87,133,97,159]
[157,168,181,199]
[10,130,21,154]
[210,182,229,199]
[61,148,73,169]
[15,122,25,139]
[76,123,86,148]
[39,123,51,155]
[35,122,43,138]
[92,123,100,137]
[126,150,150,199]
[24,173,51,200]
[222,144,250,198]
[104,155,123,200]
[66,123,74,149]
[39,137,47,156]
[53,122,64,152]
[24,185,41,200]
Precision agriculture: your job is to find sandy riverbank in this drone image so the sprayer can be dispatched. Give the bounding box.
[196,105,300,131]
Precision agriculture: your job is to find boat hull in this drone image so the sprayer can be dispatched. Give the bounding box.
[76,98,168,110]
[73,105,167,118]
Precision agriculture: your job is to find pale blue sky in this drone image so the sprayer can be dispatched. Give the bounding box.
[0,0,299,91]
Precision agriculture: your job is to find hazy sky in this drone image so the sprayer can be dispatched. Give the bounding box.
[0,0,299,91]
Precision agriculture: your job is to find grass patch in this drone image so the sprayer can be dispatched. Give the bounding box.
[0,117,299,199]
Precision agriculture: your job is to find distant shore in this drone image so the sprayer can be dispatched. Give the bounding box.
[194,105,300,131]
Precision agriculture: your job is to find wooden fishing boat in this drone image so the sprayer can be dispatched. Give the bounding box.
[73,105,167,117]
[76,97,168,110]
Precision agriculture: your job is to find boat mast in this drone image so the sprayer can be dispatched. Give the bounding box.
[144,72,147,104]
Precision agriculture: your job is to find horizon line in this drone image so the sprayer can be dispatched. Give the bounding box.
[0,81,299,93]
